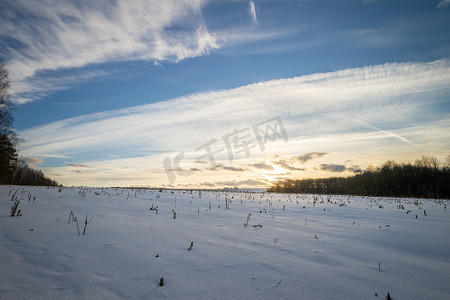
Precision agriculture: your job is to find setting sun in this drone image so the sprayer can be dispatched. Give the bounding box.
[262,164,288,183]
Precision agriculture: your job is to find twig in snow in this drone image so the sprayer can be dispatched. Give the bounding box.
[68,211,75,223]
[74,216,80,235]
[82,214,93,235]
[275,278,282,287]
[244,213,252,227]
[10,189,18,202]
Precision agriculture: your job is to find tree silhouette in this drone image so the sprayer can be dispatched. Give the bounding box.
[0,62,19,183]
[0,62,58,186]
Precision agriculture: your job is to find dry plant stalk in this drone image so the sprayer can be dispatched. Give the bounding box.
[69,211,93,235]
[68,211,75,223]
[74,216,80,235]
[82,215,88,235]
[244,213,252,227]
[10,189,18,202]
[11,199,21,217]
[276,278,283,287]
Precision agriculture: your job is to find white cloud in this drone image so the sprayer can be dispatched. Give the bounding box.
[18,59,450,186]
[0,0,218,103]
[20,59,450,153]
[437,0,450,8]
[65,163,92,168]
[23,156,43,165]
[1,0,296,104]
[248,1,258,26]
[11,70,111,104]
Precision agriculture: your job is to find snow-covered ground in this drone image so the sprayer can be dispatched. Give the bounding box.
[1,186,449,300]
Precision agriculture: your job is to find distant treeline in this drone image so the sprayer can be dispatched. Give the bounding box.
[1,159,60,187]
[0,150,59,186]
[268,156,450,199]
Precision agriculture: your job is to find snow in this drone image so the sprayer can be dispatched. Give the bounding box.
[1,186,449,299]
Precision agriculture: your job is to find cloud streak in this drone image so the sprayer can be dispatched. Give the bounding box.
[23,157,43,165]
[1,0,296,104]
[23,59,450,154]
[248,1,258,25]
[319,163,346,172]
[0,0,217,103]
[65,163,92,168]
[273,160,305,171]
[17,59,450,186]
[295,152,328,163]
[251,163,274,171]
[437,0,450,8]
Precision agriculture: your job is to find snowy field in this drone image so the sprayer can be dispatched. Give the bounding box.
[1,186,449,300]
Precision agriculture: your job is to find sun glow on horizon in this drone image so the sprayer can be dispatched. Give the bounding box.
[262,164,288,183]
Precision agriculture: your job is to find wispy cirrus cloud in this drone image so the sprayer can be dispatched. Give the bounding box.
[340,10,450,51]
[437,0,450,8]
[248,1,258,26]
[23,156,43,165]
[20,59,450,155]
[0,0,300,104]
[0,0,217,103]
[65,163,92,168]
[12,69,111,104]
[18,59,450,186]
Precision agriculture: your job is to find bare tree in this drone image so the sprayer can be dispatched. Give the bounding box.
[0,63,19,183]
[0,63,13,135]
[415,155,440,169]
[0,63,58,186]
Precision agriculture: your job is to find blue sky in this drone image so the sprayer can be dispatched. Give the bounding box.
[1,0,449,187]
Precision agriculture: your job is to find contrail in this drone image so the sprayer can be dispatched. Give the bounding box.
[352,118,414,145]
